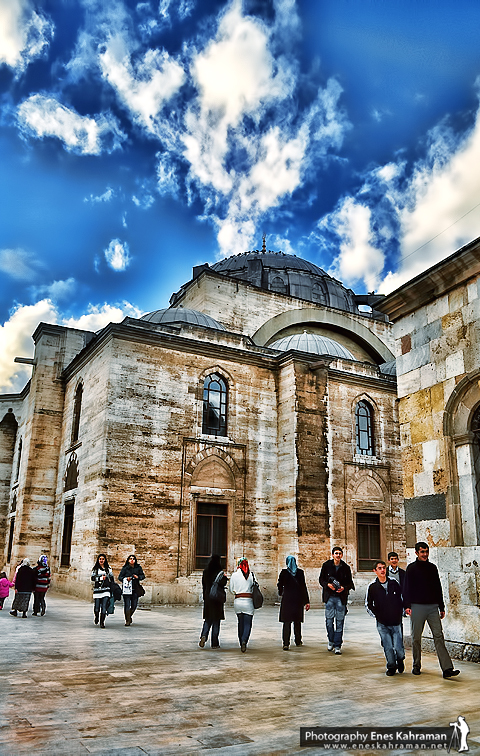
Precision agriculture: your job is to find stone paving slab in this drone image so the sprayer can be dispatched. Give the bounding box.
[0,592,479,755]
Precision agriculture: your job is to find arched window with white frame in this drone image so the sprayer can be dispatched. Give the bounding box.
[202,373,228,437]
[355,400,375,456]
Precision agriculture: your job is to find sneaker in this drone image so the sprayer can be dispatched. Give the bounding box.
[443,668,460,679]
[327,643,334,651]
[295,641,303,646]
[241,642,247,653]
[386,668,396,676]
[397,659,405,674]
[9,610,17,616]
[412,667,421,675]
[334,647,342,655]
[283,645,289,651]
[199,636,206,648]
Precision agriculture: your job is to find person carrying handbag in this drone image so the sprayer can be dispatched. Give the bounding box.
[91,554,114,628]
[229,558,256,653]
[118,554,146,626]
[199,555,227,649]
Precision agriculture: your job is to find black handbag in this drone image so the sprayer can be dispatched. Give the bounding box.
[209,571,226,603]
[111,582,122,602]
[134,582,146,597]
[251,572,263,609]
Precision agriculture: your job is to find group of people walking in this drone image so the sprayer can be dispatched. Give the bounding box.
[3,543,462,681]
[366,541,460,678]
[199,543,462,680]
[1,556,51,618]
[91,553,146,628]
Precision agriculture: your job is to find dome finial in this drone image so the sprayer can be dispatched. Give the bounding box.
[262,233,266,253]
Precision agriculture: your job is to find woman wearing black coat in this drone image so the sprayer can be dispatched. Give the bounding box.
[118,554,146,626]
[199,555,227,649]
[277,555,310,650]
[10,558,36,618]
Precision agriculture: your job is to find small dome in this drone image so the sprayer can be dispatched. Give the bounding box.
[379,360,397,376]
[140,308,225,330]
[269,332,355,360]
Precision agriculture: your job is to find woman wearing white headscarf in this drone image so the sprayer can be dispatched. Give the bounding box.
[277,555,310,650]
[10,558,35,618]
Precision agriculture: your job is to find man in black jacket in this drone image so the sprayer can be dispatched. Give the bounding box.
[403,542,460,679]
[319,546,355,654]
[386,552,405,591]
[366,561,405,675]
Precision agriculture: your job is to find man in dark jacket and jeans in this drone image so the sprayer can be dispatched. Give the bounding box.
[319,546,355,654]
[403,542,460,679]
[366,561,405,675]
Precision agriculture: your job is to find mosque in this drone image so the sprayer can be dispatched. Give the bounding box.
[0,240,404,604]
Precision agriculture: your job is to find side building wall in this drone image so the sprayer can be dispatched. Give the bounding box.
[391,269,480,657]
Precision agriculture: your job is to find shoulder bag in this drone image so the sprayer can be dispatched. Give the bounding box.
[209,570,226,604]
[251,572,264,609]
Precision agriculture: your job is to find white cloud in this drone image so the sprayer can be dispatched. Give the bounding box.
[0,299,58,392]
[84,187,115,203]
[238,126,307,214]
[104,239,131,271]
[62,301,142,331]
[17,95,125,155]
[99,36,185,133]
[192,2,291,128]
[0,299,142,392]
[156,153,179,198]
[324,198,385,290]
[183,1,348,256]
[0,248,42,281]
[0,0,53,73]
[30,278,76,302]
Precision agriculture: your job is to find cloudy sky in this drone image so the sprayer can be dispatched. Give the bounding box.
[2,0,480,392]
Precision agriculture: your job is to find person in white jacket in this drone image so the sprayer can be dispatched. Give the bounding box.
[229,559,255,652]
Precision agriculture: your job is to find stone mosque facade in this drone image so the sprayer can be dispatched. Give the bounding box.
[0,245,404,604]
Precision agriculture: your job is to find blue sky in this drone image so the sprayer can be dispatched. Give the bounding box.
[2,0,480,391]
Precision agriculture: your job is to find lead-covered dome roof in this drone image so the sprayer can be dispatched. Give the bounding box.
[269,332,355,360]
[211,250,357,313]
[140,307,225,330]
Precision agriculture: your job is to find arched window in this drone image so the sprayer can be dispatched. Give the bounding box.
[15,438,22,482]
[271,276,287,295]
[470,405,480,519]
[355,400,374,456]
[65,453,78,491]
[202,373,228,437]
[71,383,83,444]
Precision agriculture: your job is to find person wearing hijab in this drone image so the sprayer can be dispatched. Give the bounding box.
[277,555,310,649]
[199,554,228,649]
[32,555,51,616]
[118,554,146,626]
[229,558,255,652]
[9,558,35,618]
[91,554,114,628]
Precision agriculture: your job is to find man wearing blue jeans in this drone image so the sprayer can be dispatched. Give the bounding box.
[319,547,355,654]
[366,561,405,675]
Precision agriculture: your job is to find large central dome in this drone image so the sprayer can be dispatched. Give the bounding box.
[210,249,358,313]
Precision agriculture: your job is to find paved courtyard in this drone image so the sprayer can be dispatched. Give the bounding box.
[0,592,479,756]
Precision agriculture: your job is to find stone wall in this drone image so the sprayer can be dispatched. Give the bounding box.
[381,248,480,650]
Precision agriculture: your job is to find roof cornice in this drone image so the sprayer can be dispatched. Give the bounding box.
[377,235,480,322]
